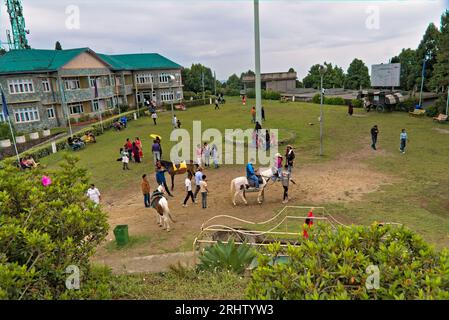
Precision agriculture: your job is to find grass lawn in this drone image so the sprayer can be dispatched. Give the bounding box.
[40,97,449,248]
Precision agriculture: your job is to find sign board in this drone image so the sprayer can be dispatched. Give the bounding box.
[371,63,401,87]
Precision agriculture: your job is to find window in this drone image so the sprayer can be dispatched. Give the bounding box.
[68,103,84,115]
[176,91,182,100]
[115,76,121,86]
[42,79,51,92]
[89,77,98,88]
[14,107,40,123]
[104,76,111,87]
[47,107,55,119]
[92,100,99,112]
[175,73,181,83]
[64,78,80,91]
[159,73,170,83]
[8,79,34,94]
[136,73,154,84]
[160,90,174,102]
[107,98,113,109]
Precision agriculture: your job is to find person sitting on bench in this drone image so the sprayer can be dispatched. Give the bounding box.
[246,159,259,188]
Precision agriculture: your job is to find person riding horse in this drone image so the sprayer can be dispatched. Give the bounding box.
[246,159,262,189]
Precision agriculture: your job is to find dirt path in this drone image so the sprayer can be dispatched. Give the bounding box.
[93,144,394,273]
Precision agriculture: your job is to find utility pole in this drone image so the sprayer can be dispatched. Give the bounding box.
[319,65,327,157]
[419,52,431,107]
[254,0,262,124]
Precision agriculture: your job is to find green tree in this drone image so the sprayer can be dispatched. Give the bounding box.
[302,64,322,89]
[302,63,346,89]
[247,223,449,300]
[55,41,62,50]
[226,74,241,91]
[181,64,215,93]
[391,49,420,91]
[288,67,295,73]
[431,10,449,92]
[0,155,109,299]
[345,58,370,89]
[416,23,440,91]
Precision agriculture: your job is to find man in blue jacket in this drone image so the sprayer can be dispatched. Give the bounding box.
[155,162,173,197]
[246,159,259,188]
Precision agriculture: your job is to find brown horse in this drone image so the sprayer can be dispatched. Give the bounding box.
[159,160,198,191]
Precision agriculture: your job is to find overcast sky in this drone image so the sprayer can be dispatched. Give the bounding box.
[0,0,447,80]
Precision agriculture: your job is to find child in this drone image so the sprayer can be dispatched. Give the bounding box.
[276,153,283,180]
[281,165,290,204]
[400,129,408,154]
[200,175,209,209]
[121,148,130,170]
[177,119,181,128]
[151,112,158,125]
[182,173,195,207]
[203,142,210,167]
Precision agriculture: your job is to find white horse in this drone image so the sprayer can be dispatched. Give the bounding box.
[230,167,275,206]
[152,185,176,231]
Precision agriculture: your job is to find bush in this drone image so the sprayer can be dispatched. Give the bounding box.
[397,98,418,112]
[325,97,346,105]
[312,93,321,104]
[246,223,449,300]
[262,90,281,100]
[351,99,363,108]
[198,240,256,274]
[0,155,109,299]
[182,91,196,100]
[426,96,447,117]
[0,123,14,140]
[225,89,240,96]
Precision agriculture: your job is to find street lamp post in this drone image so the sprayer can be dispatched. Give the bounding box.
[419,52,431,108]
[254,0,262,123]
[319,65,327,156]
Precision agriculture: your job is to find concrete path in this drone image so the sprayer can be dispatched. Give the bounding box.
[96,251,197,274]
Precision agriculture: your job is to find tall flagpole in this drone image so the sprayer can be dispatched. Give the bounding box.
[0,84,20,164]
[254,0,262,124]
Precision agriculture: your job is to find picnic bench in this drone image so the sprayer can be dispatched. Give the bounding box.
[433,113,448,123]
[409,109,426,117]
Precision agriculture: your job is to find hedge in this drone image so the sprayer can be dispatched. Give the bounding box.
[1,109,142,165]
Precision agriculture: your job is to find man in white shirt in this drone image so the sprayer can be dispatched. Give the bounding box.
[86,184,101,205]
[172,115,178,128]
[182,173,194,207]
[193,167,203,203]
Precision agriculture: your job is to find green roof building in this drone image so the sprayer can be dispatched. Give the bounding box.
[0,48,183,132]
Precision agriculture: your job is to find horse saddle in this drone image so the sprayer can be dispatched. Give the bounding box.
[172,161,187,174]
[150,192,165,210]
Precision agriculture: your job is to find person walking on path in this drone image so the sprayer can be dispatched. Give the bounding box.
[265,129,270,150]
[203,142,211,167]
[152,140,161,164]
[196,144,203,167]
[141,174,151,208]
[281,165,290,204]
[262,106,265,121]
[155,136,163,159]
[193,167,203,202]
[121,148,130,170]
[251,106,256,123]
[86,184,101,205]
[200,175,209,209]
[371,125,379,150]
[151,111,158,125]
[215,97,220,110]
[182,173,195,207]
[156,162,173,197]
[400,129,408,154]
[348,102,354,116]
[211,144,219,169]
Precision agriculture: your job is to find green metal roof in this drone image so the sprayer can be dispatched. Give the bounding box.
[98,53,182,71]
[0,48,89,73]
[0,48,182,74]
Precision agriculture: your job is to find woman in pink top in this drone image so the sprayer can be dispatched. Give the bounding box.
[196,144,203,166]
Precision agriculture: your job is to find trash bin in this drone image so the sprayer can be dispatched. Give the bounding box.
[113,225,129,246]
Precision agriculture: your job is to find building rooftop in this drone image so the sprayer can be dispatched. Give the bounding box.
[242,71,297,83]
[0,48,182,74]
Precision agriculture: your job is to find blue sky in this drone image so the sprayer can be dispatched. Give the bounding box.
[0,0,447,80]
